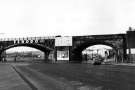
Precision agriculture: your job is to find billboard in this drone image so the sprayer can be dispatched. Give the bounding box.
[55,36,72,46]
[57,50,69,60]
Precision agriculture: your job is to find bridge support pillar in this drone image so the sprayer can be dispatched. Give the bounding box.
[54,47,57,61]
[0,51,2,62]
[44,51,50,62]
[0,51,6,62]
[70,52,82,63]
[123,35,128,62]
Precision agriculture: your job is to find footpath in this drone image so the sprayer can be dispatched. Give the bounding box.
[114,63,135,66]
[0,63,31,90]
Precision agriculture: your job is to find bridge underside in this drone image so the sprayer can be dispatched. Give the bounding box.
[0,43,54,62]
[69,35,127,63]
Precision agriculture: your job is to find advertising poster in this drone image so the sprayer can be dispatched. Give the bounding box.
[55,36,72,46]
[57,47,69,60]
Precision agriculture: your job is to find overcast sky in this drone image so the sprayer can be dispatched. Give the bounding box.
[0,0,135,38]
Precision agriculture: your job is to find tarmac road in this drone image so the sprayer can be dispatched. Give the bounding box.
[7,62,135,90]
[23,63,135,90]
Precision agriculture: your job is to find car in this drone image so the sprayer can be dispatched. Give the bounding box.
[92,55,104,65]
[93,60,102,65]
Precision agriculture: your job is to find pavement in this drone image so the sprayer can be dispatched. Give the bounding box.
[0,63,31,90]
[114,63,135,66]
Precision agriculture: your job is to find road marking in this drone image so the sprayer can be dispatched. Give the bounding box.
[70,81,83,86]
[78,86,102,90]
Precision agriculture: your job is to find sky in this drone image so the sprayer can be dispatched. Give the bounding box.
[87,45,112,50]
[6,46,40,52]
[0,0,135,38]
[1,0,135,52]
[82,45,112,56]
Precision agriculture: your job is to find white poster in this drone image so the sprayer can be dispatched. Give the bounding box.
[57,50,69,60]
[55,36,72,46]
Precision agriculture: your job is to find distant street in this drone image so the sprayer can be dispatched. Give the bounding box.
[14,62,135,90]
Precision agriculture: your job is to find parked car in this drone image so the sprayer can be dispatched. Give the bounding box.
[92,55,104,65]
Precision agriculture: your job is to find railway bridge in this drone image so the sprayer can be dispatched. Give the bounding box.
[0,32,133,63]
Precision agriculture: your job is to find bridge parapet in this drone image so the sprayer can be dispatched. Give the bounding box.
[0,36,55,41]
[0,36,55,51]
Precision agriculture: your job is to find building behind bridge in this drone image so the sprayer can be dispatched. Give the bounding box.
[126,29,135,63]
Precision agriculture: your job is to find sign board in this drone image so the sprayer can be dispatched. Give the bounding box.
[55,36,72,46]
[57,50,69,60]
